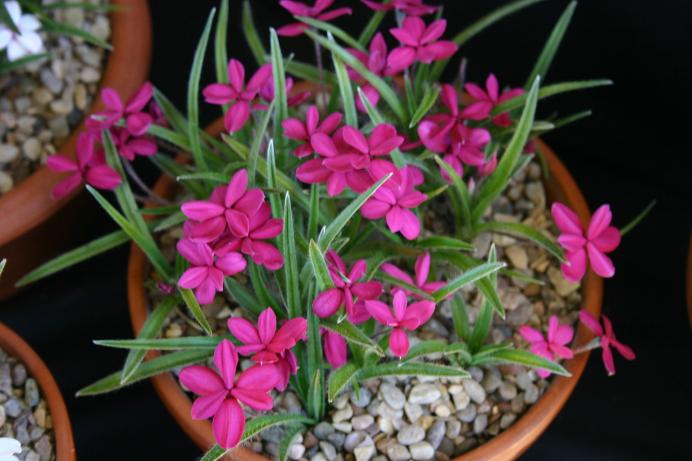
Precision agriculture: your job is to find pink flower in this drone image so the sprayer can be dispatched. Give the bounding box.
[110,126,157,161]
[177,239,246,305]
[518,315,574,378]
[361,0,439,16]
[365,291,435,357]
[278,0,352,37]
[227,307,307,366]
[477,152,498,177]
[88,82,154,135]
[381,252,445,298]
[312,250,383,322]
[282,105,343,158]
[389,16,457,66]
[579,310,635,376]
[361,165,427,240]
[461,73,524,126]
[202,60,272,133]
[46,132,121,199]
[273,350,299,391]
[347,33,411,111]
[179,340,278,448]
[322,329,347,369]
[551,202,621,282]
[258,74,311,108]
[339,124,404,173]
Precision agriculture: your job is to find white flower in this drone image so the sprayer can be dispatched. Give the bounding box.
[0,1,43,61]
[0,437,21,461]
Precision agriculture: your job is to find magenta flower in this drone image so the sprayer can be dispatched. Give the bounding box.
[579,310,635,376]
[389,16,457,66]
[177,239,246,305]
[340,124,403,172]
[88,82,154,135]
[461,73,524,126]
[361,165,427,240]
[46,132,121,199]
[110,126,157,161]
[312,250,383,322]
[277,0,352,37]
[361,0,439,16]
[551,202,621,282]
[273,350,299,391]
[258,75,311,108]
[179,340,278,448]
[282,105,343,158]
[322,329,347,369]
[381,252,445,298]
[477,152,498,177]
[227,307,307,365]
[518,315,574,378]
[365,291,435,357]
[202,59,272,133]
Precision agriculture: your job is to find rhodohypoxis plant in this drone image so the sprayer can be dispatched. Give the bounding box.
[18,0,651,458]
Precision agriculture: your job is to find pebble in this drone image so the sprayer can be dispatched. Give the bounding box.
[481,372,502,393]
[397,425,425,445]
[25,379,40,407]
[350,388,372,408]
[331,405,352,423]
[314,422,335,439]
[548,266,580,296]
[25,450,40,461]
[288,444,305,460]
[387,443,410,461]
[505,245,529,270]
[473,414,488,434]
[4,398,22,417]
[351,415,374,431]
[48,117,69,139]
[498,382,518,401]
[320,441,337,461]
[409,441,434,460]
[462,380,486,404]
[500,413,516,429]
[408,383,441,405]
[22,138,42,161]
[458,404,477,423]
[40,69,63,94]
[327,432,345,450]
[0,406,5,427]
[445,420,461,439]
[524,384,539,404]
[426,420,445,449]
[0,144,18,163]
[404,402,423,423]
[380,383,406,410]
[343,431,366,452]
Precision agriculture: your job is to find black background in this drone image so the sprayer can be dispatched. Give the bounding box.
[1,1,691,460]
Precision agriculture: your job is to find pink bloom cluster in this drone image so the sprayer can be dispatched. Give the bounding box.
[228,307,307,390]
[362,0,439,16]
[180,340,278,448]
[382,251,444,298]
[551,202,621,282]
[179,169,284,304]
[278,0,352,37]
[579,310,635,376]
[389,16,457,67]
[519,315,574,378]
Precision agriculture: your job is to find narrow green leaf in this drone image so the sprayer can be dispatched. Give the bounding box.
[308,184,320,240]
[176,172,227,183]
[357,362,470,380]
[358,9,386,46]
[248,101,275,185]
[97,336,221,351]
[476,221,565,262]
[620,200,656,236]
[249,263,281,313]
[433,155,472,230]
[327,363,359,402]
[225,278,264,316]
[77,349,211,396]
[242,0,266,65]
[120,297,177,381]
[432,261,505,303]
[401,340,472,364]
[473,77,540,223]
[552,110,592,129]
[306,29,407,124]
[409,85,441,128]
[278,425,306,461]
[317,173,392,252]
[379,272,434,300]
[309,240,334,290]
[0,53,48,73]
[0,1,19,33]
[179,288,213,336]
[308,368,325,420]
[330,33,357,126]
[42,19,111,49]
[526,1,576,87]
[414,236,474,252]
[284,59,336,85]
[270,29,288,149]
[472,348,570,376]
[152,88,188,135]
[214,0,230,84]
[451,294,471,342]
[153,211,186,232]
[321,320,384,357]
[188,9,216,172]
[493,79,612,115]
[298,16,366,52]
[0,259,6,278]
[283,193,301,318]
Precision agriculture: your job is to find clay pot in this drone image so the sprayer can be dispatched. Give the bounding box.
[127,120,602,460]
[0,323,76,461]
[0,0,152,300]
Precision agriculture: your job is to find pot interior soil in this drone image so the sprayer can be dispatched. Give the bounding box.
[0,0,110,194]
[137,147,588,460]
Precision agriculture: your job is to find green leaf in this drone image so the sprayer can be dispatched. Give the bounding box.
[248,101,275,185]
[120,298,177,382]
[378,272,434,300]
[321,320,385,357]
[308,184,320,240]
[249,262,281,313]
[309,240,334,290]
[86,187,173,280]
[77,349,211,396]
[242,0,266,65]
[200,415,315,461]
[330,33,357,127]
[308,368,325,420]
[451,295,471,342]
[278,425,306,461]
[357,362,470,380]
[297,16,365,51]
[97,336,221,351]
[179,288,213,336]
[414,236,474,252]
[0,1,19,33]
[431,261,505,303]
[472,348,570,376]
[476,221,565,262]
[16,230,129,287]
[214,0,230,84]
[433,155,472,231]
[358,9,385,46]
[270,29,288,149]
[620,200,656,236]
[284,59,336,85]
[430,0,546,80]
[526,1,576,88]
[305,29,407,124]
[327,363,359,402]
[282,193,301,318]
[317,173,392,252]
[409,85,441,128]
[552,110,592,129]
[152,88,189,135]
[401,340,471,364]
[0,53,48,73]
[0,259,6,279]
[41,19,112,49]
[472,77,540,223]
[493,79,612,115]
[188,8,216,172]
[225,278,264,316]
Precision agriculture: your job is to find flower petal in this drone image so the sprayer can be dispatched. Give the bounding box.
[586,242,616,278]
[389,327,410,357]
[213,339,238,389]
[190,390,227,420]
[364,299,396,325]
[227,317,261,346]
[179,365,225,396]
[257,308,277,345]
[313,287,343,318]
[212,398,245,449]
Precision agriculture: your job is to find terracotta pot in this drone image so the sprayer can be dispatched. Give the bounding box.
[0,0,152,300]
[127,120,602,460]
[0,322,76,461]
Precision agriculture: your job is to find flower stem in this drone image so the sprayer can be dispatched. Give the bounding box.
[572,337,601,355]
[123,160,170,206]
[313,39,325,112]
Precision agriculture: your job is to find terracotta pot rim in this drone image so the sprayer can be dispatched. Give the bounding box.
[0,0,152,246]
[0,322,76,461]
[127,122,603,461]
